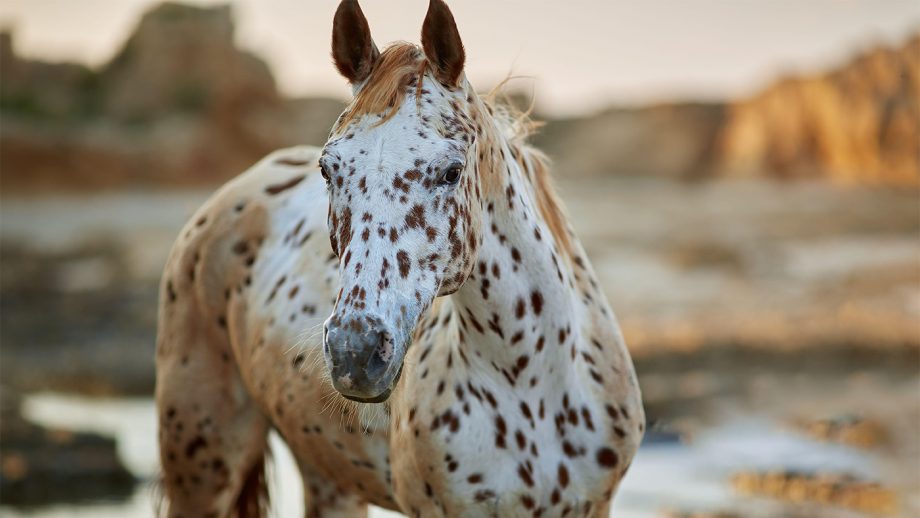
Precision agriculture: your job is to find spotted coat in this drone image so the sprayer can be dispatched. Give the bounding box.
[155,2,643,517]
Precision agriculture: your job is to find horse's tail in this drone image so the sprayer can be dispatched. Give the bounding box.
[151,446,272,518]
[151,475,166,517]
[235,446,272,518]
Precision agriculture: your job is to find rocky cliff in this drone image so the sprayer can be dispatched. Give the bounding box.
[716,35,919,185]
[537,35,919,185]
[0,2,343,190]
[101,3,278,121]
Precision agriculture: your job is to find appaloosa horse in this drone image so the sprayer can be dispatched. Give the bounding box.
[155,1,644,516]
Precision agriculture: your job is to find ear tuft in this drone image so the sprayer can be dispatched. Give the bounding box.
[331,0,379,84]
[421,0,465,87]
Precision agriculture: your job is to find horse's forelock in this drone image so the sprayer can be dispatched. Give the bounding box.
[334,42,428,130]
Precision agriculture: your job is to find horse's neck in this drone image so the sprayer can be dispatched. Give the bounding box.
[450,119,583,386]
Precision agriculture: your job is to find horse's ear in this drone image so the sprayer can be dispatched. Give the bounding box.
[421,0,465,87]
[331,0,379,84]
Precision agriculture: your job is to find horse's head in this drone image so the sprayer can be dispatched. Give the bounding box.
[321,0,482,402]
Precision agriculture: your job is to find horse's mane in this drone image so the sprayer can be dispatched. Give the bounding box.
[336,42,574,257]
[483,83,574,258]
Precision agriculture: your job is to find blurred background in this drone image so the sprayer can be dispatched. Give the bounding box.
[1,1,918,517]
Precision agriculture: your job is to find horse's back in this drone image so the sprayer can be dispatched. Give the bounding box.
[157,144,335,389]
[158,145,325,326]
[155,145,332,516]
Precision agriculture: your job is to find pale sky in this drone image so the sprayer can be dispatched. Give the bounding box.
[1,0,918,115]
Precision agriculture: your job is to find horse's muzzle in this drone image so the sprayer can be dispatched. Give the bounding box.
[323,315,404,402]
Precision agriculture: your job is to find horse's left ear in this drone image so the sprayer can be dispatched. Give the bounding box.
[332,0,379,85]
[421,0,465,87]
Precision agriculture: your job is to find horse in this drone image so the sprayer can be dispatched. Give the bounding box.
[155,1,644,516]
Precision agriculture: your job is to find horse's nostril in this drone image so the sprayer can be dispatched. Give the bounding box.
[365,347,388,380]
[362,328,391,380]
[322,323,331,354]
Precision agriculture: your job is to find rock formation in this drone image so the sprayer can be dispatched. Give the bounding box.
[716,35,919,185]
[537,35,919,185]
[102,3,278,121]
[0,2,343,190]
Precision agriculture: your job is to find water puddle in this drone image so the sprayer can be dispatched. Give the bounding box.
[0,393,893,517]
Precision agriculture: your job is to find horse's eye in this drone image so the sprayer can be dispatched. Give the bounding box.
[440,163,463,185]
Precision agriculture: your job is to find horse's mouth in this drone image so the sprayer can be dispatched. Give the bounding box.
[339,364,402,404]
[342,389,391,404]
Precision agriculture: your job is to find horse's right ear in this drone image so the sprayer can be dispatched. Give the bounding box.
[331,0,379,84]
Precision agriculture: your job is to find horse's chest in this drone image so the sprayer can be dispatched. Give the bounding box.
[391,357,616,515]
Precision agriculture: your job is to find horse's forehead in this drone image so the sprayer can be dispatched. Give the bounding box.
[328,108,461,176]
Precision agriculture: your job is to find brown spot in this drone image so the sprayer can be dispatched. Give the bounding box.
[265,175,306,195]
[530,291,544,315]
[589,370,604,384]
[495,415,507,435]
[596,447,619,468]
[184,436,207,459]
[581,407,595,431]
[521,494,535,509]
[232,241,249,255]
[397,250,411,278]
[605,404,620,420]
[557,463,569,488]
[474,489,496,502]
[405,204,426,229]
[562,441,578,457]
[515,298,526,319]
[393,176,411,194]
[515,429,527,450]
[517,463,534,487]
